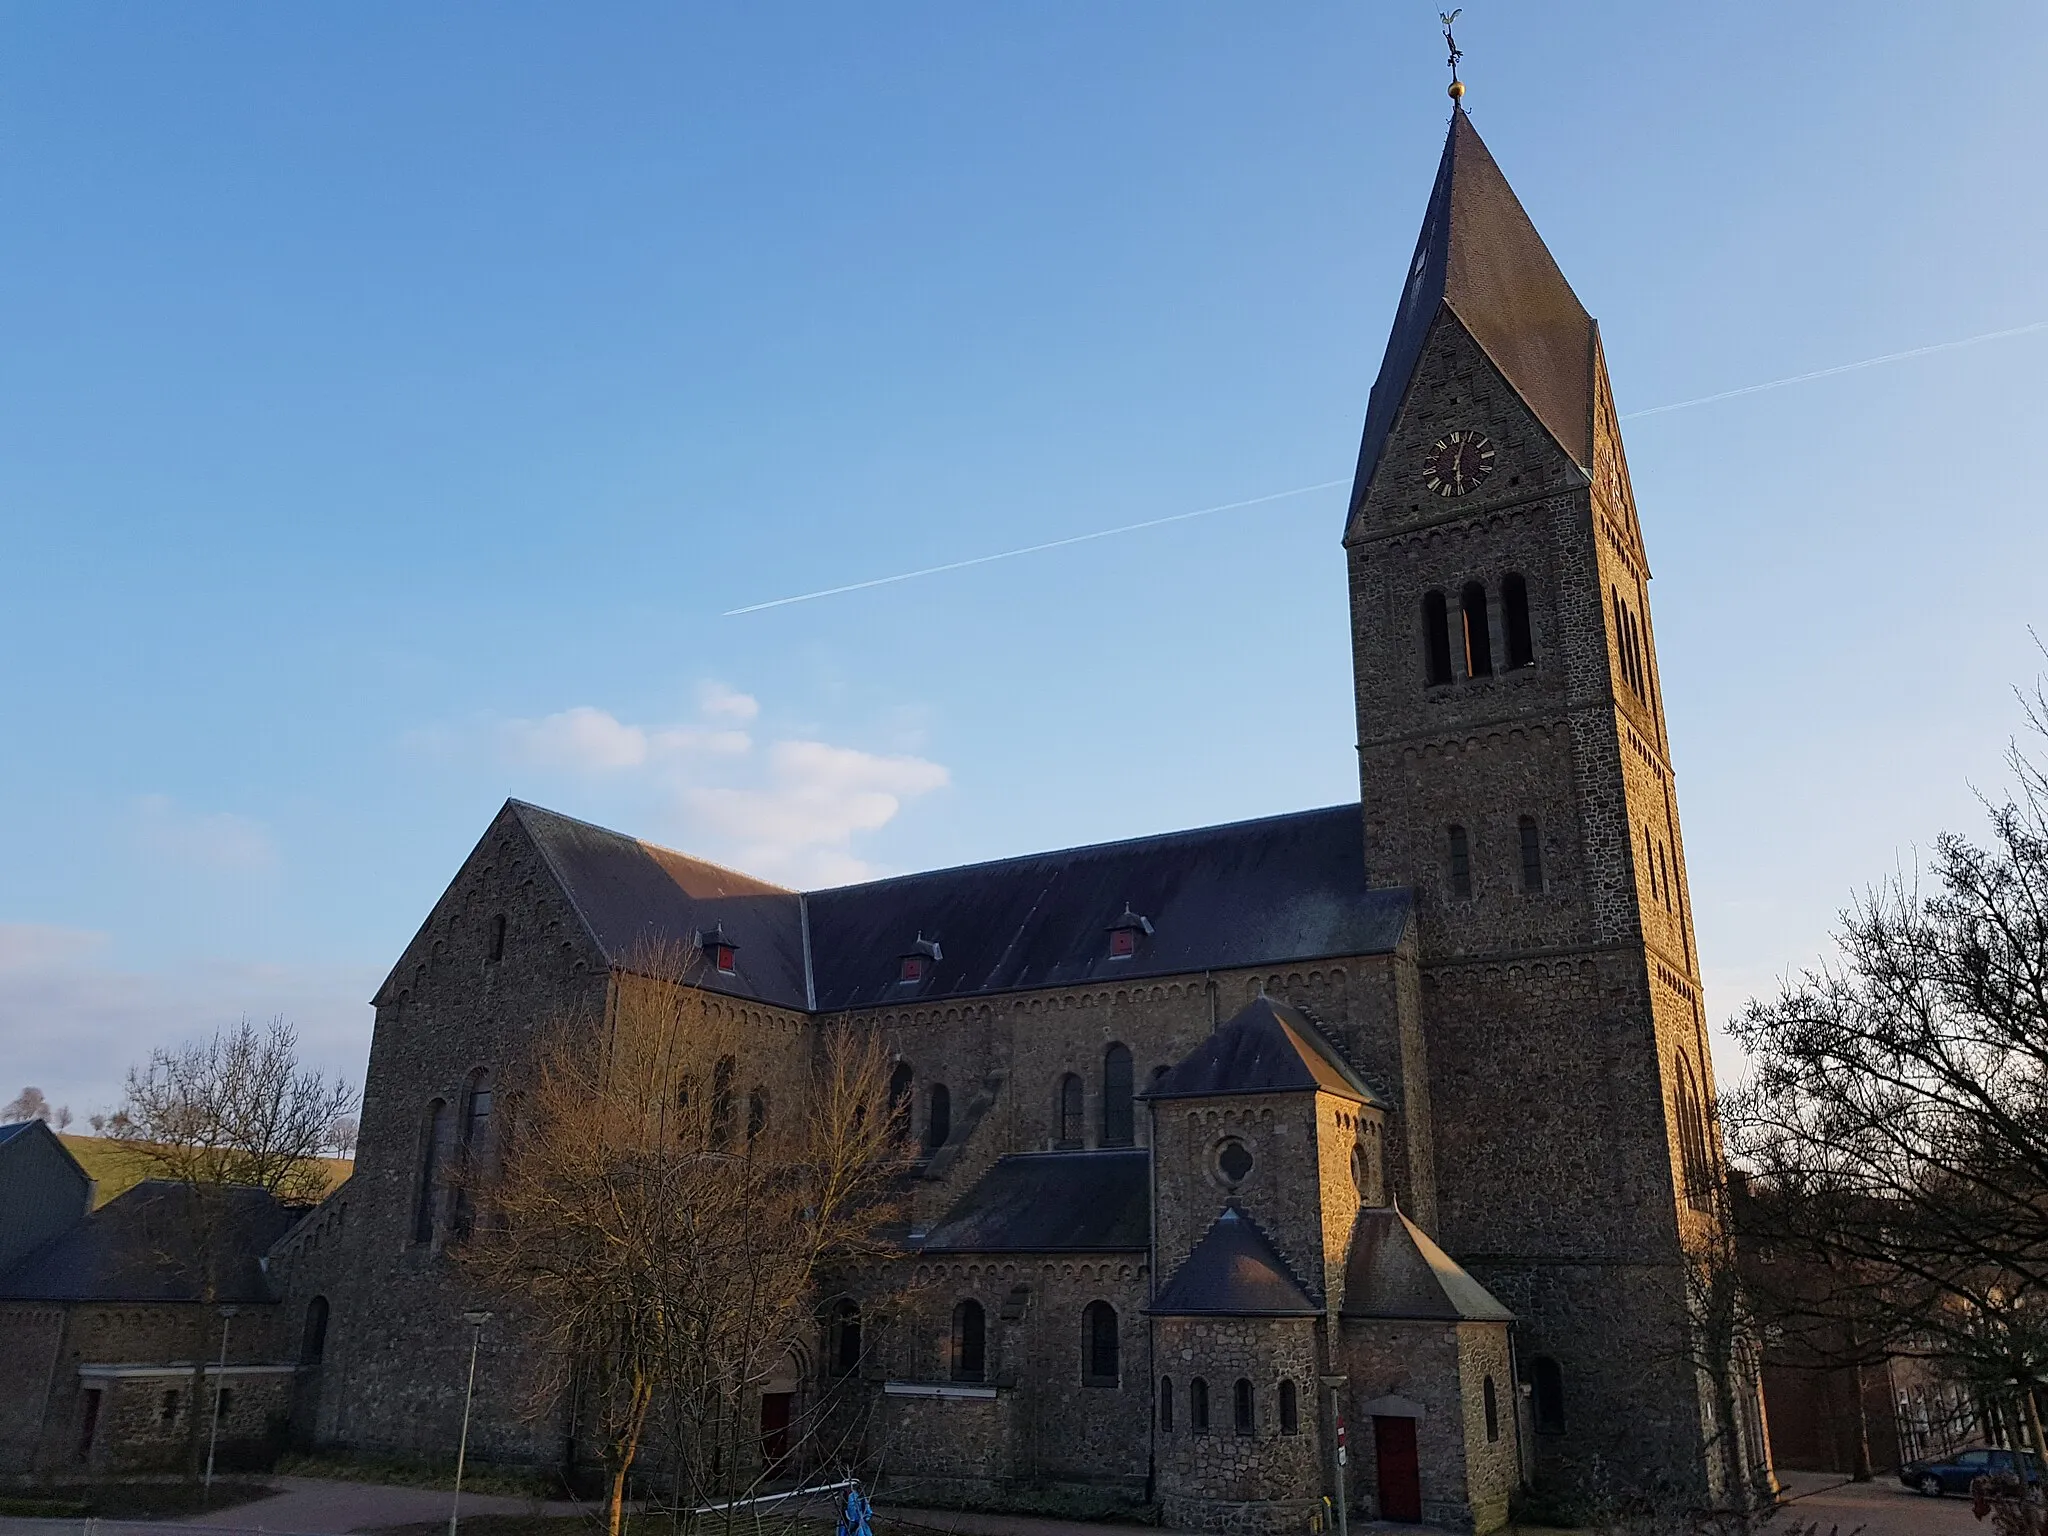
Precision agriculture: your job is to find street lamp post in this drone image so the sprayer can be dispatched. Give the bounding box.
[1319,1375,1348,1536]
[450,1312,493,1536]
[204,1305,240,1498]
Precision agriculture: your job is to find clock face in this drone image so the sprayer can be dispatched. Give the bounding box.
[1423,430,1497,497]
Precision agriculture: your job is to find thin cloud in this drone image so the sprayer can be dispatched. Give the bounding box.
[682,739,951,886]
[134,795,277,873]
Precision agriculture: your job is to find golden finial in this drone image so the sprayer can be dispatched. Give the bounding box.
[1441,10,1466,101]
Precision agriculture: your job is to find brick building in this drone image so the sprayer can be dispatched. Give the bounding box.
[276,106,1760,1530]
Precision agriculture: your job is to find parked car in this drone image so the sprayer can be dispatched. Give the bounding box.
[1898,1447,2044,1496]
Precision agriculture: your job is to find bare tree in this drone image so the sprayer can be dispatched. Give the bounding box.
[324,1114,360,1159]
[458,943,907,1536]
[110,1017,356,1479]
[2,1086,51,1123]
[1726,682,2048,1489]
[54,1104,72,1132]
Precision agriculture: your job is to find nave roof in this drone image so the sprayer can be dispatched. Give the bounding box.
[426,799,1411,1013]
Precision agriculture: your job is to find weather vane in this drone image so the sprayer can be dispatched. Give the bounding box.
[1440,10,1466,103]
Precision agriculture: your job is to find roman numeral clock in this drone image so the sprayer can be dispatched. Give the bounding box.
[1423,429,1496,497]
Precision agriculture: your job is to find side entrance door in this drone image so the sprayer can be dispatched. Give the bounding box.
[759,1392,793,1465]
[1373,1414,1421,1523]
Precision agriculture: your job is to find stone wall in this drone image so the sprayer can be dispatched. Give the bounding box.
[1153,1315,1322,1534]
[0,1300,289,1475]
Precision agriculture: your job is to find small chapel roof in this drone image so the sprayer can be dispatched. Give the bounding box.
[0,1181,302,1304]
[1150,1206,1322,1317]
[1143,995,1383,1106]
[1348,107,1597,516]
[920,1149,1150,1253]
[1341,1205,1514,1323]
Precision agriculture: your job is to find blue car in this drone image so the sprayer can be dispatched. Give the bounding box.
[1898,1446,2044,1496]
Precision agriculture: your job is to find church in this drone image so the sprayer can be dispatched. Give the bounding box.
[273,100,1762,1532]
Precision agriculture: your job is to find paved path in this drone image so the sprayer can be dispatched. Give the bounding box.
[1760,1469,1985,1536]
[0,1477,594,1536]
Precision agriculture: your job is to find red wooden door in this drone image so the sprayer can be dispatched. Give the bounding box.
[760,1392,793,1463]
[1373,1415,1421,1523]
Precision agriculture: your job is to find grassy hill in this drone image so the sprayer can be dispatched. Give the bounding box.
[57,1134,353,1209]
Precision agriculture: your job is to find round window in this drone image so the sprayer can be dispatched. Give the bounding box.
[1350,1142,1368,1199]
[1216,1138,1254,1185]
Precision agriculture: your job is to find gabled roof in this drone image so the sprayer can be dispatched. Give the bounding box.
[1341,1206,1513,1323]
[429,799,1411,1014]
[509,801,813,1010]
[1143,996,1382,1106]
[920,1150,1149,1253]
[0,1181,301,1304]
[0,1121,40,1147]
[1349,109,1596,516]
[1151,1206,1321,1317]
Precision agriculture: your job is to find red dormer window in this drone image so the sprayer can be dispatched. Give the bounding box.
[698,925,738,975]
[898,932,941,984]
[1106,904,1152,959]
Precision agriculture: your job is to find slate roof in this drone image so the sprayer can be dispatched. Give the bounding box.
[1150,1206,1321,1317]
[1341,1206,1514,1323]
[0,1121,37,1146]
[442,800,1411,1014]
[920,1149,1150,1253]
[0,1181,302,1304]
[508,801,812,1010]
[1143,996,1383,1106]
[1348,108,1596,519]
[806,805,1408,1010]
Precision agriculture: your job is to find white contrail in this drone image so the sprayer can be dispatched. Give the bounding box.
[724,317,2047,616]
[720,479,1348,616]
[1621,318,2048,419]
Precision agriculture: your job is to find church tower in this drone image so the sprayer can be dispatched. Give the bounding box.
[1344,107,1745,1498]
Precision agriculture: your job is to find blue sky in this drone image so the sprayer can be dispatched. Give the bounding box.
[3,4,2045,1119]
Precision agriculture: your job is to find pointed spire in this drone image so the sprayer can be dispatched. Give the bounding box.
[1348,111,1597,518]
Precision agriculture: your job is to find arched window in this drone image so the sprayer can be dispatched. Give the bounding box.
[1657,842,1673,911]
[1422,591,1453,686]
[1279,1379,1299,1435]
[1483,1375,1499,1442]
[1101,1044,1134,1147]
[1502,573,1534,668]
[1057,1073,1084,1147]
[951,1299,986,1382]
[1233,1378,1255,1435]
[1447,824,1472,899]
[1350,1142,1369,1203]
[1190,1377,1210,1435]
[452,1071,493,1239]
[1159,1377,1175,1432]
[887,1061,915,1141]
[1531,1355,1565,1435]
[1082,1301,1119,1386]
[926,1084,951,1151]
[301,1297,330,1365]
[1462,581,1494,677]
[413,1098,450,1243]
[1518,816,1544,893]
[487,913,507,962]
[711,1057,736,1148]
[747,1088,769,1149]
[1676,1058,1714,1209]
[831,1299,862,1376]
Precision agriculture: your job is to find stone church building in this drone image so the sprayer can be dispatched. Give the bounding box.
[274,106,1760,1531]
